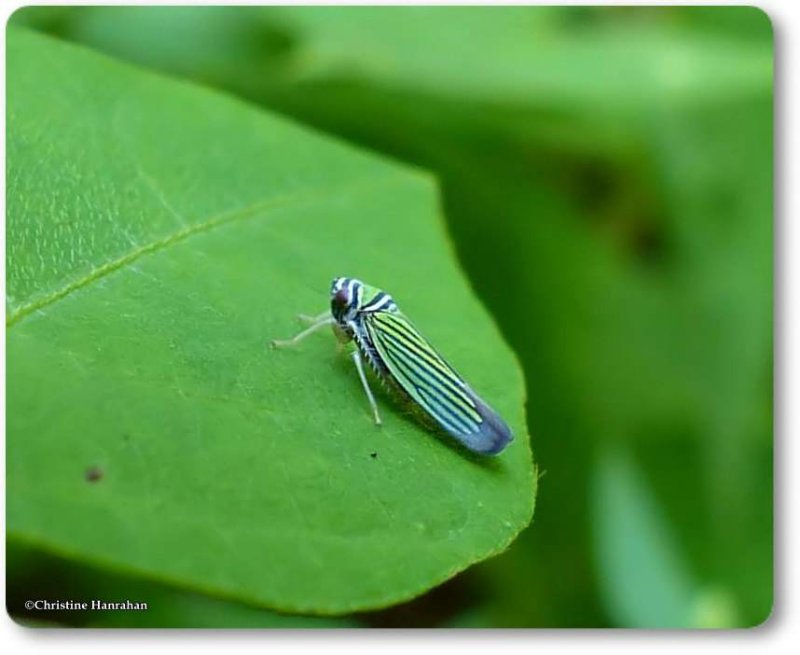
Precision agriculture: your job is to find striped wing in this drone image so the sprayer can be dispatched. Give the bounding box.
[364,310,512,455]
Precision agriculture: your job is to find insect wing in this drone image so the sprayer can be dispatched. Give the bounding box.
[365,310,512,455]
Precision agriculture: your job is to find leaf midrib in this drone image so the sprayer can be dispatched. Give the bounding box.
[7,171,404,328]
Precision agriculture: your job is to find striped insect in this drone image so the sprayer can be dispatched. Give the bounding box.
[271,277,513,456]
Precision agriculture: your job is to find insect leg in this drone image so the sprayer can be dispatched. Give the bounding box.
[351,350,382,426]
[271,317,335,348]
[297,310,330,324]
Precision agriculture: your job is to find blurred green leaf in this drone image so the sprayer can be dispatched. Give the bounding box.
[15,6,771,115]
[592,447,748,628]
[18,6,287,86]
[260,6,771,111]
[592,447,695,627]
[6,28,535,615]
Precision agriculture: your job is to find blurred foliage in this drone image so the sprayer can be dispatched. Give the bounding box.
[10,6,772,627]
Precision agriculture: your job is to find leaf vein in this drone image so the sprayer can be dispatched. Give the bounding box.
[7,172,399,327]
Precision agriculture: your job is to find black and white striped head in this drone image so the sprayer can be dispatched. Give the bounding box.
[330,277,397,323]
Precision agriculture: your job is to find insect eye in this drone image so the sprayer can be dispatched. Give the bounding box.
[334,289,349,306]
[331,289,351,318]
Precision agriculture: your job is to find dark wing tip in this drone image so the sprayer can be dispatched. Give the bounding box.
[458,393,514,456]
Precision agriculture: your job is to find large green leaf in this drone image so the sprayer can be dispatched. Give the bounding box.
[6,28,535,615]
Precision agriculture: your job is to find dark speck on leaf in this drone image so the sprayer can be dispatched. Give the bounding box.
[85,466,103,482]
[370,452,378,459]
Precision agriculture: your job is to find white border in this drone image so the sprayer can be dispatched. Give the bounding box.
[1,0,792,652]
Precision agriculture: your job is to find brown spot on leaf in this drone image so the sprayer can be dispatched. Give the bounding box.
[84,466,103,483]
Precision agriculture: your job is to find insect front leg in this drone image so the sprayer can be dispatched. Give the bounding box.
[351,350,382,426]
[270,317,335,348]
[297,310,330,324]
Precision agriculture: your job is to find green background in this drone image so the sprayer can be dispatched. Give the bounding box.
[7,6,772,628]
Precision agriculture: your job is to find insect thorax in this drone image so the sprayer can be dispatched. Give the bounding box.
[332,321,352,344]
[350,316,392,381]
